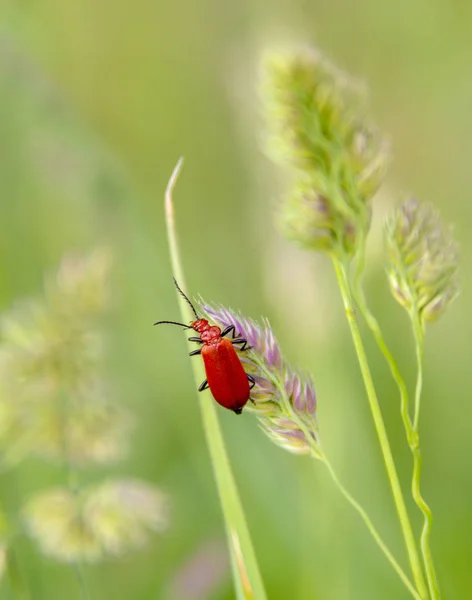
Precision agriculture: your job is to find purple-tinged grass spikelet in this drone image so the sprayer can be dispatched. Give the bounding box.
[385,199,460,322]
[200,302,319,456]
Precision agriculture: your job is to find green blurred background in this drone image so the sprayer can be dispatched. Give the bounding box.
[0,1,471,598]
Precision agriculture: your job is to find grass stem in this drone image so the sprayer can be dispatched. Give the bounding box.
[163,158,267,600]
[333,258,428,599]
[352,259,440,599]
[321,454,422,600]
[411,314,440,599]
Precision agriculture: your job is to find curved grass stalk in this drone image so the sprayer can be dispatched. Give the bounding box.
[58,388,90,600]
[321,455,422,600]
[351,234,440,599]
[410,313,440,600]
[333,258,428,599]
[266,376,421,599]
[352,256,415,447]
[163,159,267,600]
[353,277,440,599]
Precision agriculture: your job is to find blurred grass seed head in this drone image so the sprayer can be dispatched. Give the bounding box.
[262,47,389,257]
[385,199,460,322]
[23,480,168,563]
[0,248,131,466]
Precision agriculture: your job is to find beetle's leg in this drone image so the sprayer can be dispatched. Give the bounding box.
[232,338,251,351]
[189,348,202,356]
[198,379,209,392]
[247,373,256,405]
[188,336,203,343]
[220,326,251,350]
[221,325,237,339]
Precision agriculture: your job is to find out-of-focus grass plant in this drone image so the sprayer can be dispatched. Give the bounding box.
[0,250,168,597]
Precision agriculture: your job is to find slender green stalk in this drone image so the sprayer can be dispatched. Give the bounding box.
[267,375,419,599]
[352,266,415,447]
[59,389,90,600]
[332,258,428,599]
[163,159,266,600]
[354,282,440,599]
[352,250,440,599]
[321,455,422,600]
[0,491,30,600]
[410,313,440,600]
[73,564,91,600]
[411,315,425,432]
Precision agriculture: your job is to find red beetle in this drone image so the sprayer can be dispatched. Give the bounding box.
[154,280,255,414]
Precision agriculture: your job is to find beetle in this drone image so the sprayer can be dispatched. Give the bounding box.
[154,279,255,414]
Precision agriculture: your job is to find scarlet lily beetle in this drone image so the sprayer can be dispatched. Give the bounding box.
[154,279,255,415]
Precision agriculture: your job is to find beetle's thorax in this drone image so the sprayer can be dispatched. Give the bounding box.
[200,326,222,344]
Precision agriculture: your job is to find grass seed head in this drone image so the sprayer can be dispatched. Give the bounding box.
[262,47,389,259]
[201,303,319,456]
[385,199,460,322]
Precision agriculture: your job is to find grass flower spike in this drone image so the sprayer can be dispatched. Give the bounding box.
[386,199,460,323]
[201,304,318,456]
[385,199,460,600]
[263,48,389,258]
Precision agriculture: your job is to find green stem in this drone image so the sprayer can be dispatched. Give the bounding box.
[73,563,91,600]
[353,240,441,598]
[0,484,30,600]
[411,315,424,432]
[59,388,90,600]
[333,258,428,599]
[267,375,419,598]
[163,159,266,600]
[321,454,422,600]
[411,314,440,600]
[352,272,415,446]
[353,279,441,599]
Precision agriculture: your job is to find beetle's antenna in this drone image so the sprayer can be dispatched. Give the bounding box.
[173,277,199,320]
[154,320,192,329]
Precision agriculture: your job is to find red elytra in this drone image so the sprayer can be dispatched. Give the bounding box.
[154,281,255,415]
